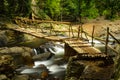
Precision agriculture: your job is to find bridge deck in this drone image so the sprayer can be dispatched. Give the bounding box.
[5,19,114,59]
[64,38,107,58]
[6,23,68,41]
[6,23,107,58]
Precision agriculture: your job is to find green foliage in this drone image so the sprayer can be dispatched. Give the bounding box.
[0,0,120,20]
[0,0,31,17]
[45,0,61,20]
[62,0,79,20]
[81,0,99,19]
[32,0,51,20]
[95,0,120,19]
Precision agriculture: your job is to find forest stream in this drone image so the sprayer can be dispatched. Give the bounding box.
[0,18,120,80]
[1,0,120,79]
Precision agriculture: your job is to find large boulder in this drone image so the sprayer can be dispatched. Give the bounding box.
[0,47,33,66]
[32,52,54,61]
[65,55,115,80]
[0,74,8,80]
[0,55,16,79]
[0,30,7,47]
[12,75,29,80]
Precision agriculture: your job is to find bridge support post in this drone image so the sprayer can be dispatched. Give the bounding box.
[105,27,109,55]
[91,25,95,47]
[64,43,77,60]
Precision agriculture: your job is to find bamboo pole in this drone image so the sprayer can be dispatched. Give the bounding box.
[91,25,95,46]
[70,25,74,38]
[83,30,118,55]
[15,17,71,24]
[77,25,80,38]
[84,32,89,41]
[50,23,53,35]
[105,27,109,55]
[80,24,83,38]
[69,24,71,38]
[99,41,119,55]
[109,32,120,44]
[79,29,118,55]
[82,30,112,42]
[77,23,83,39]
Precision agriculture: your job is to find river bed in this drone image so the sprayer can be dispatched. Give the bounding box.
[16,40,67,80]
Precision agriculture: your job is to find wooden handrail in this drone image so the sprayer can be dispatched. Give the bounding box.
[14,17,120,56]
[82,28,119,55]
[14,17,80,25]
[91,25,95,47]
[108,32,120,44]
[105,27,109,55]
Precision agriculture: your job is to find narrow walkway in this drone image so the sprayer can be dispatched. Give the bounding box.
[6,18,117,59]
[6,23,69,41]
[64,38,109,59]
[7,23,108,58]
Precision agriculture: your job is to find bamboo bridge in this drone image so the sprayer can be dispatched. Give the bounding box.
[4,17,119,80]
[7,17,119,60]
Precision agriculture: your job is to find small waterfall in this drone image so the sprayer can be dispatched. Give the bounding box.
[32,46,47,55]
[34,55,55,67]
[33,48,37,55]
[32,42,65,57]
[20,41,67,79]
[48,64,66,80]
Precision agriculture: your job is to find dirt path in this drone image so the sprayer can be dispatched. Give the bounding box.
[82,19,120,39]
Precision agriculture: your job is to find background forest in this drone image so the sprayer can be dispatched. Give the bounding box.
[0,0,120,21]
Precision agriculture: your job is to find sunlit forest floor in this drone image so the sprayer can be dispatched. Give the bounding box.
[79,19,120,38]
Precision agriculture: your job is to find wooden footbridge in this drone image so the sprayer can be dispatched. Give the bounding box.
[7,25,67,41]
[7,17,119,60]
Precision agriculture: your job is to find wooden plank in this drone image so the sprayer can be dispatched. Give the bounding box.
[65,39,87,44]
[69,42,91,47]
[73,47,86,53]
[65,39,101,55]
[53,30,69,32]
[79,47,101,54]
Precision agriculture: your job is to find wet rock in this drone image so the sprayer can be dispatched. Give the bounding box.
[0,22,7,29]
[114,44,120,54]
[0,29,40,47]
[0,55,16,79]
[0,47,33,66]
[20,64,49,80]
[12,75,29,80]
[65,55,115,80]
[0,29,25,47]
[0,55,13,68]
[0,47,32,54]
[0,74,8,80]
[113,44,120,80]
[0,30,7,47]
[69,77,78,80]
[23,54,34,66]
[65,56,85,80]
[32,52,54,61]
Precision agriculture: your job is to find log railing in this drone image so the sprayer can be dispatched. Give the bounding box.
[14,17,120,56]
[75,25,120,56]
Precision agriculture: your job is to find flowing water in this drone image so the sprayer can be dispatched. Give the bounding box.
[18,35,118,80]
[20,41,67,80]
